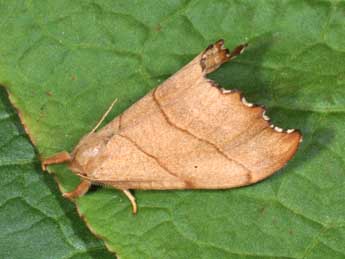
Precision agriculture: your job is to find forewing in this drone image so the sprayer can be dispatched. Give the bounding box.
[91,40,301,190]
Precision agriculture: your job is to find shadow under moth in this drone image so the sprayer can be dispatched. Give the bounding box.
[42,40,302,214]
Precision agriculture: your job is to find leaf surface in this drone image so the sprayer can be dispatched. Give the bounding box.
[0,0,345,258]
[0,89,114,258]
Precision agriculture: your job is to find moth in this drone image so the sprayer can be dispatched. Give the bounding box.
[42,40,302,214]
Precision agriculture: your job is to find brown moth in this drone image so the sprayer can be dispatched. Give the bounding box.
[42,40,302,214]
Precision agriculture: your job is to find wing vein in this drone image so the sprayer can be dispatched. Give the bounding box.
[152,87,253,175]
[117,134,188,184]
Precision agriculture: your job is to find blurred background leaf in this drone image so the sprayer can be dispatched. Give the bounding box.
[0,0,344,258]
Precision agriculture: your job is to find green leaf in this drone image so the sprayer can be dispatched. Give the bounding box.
[0,89,114,258]
[1,0,345,258]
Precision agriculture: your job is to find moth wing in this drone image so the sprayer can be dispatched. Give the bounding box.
[90,40,301,190]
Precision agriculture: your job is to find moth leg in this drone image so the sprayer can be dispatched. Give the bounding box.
[122,189,137,214]
[89,98,118,135]
[41,151,72,171]
[63,180,91,200]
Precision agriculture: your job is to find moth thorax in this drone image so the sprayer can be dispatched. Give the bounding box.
[68,133,107,175]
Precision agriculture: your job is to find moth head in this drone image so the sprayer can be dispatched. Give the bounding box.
[68,133,108,175]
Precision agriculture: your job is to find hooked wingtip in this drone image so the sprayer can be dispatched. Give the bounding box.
[201,40,248,74]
